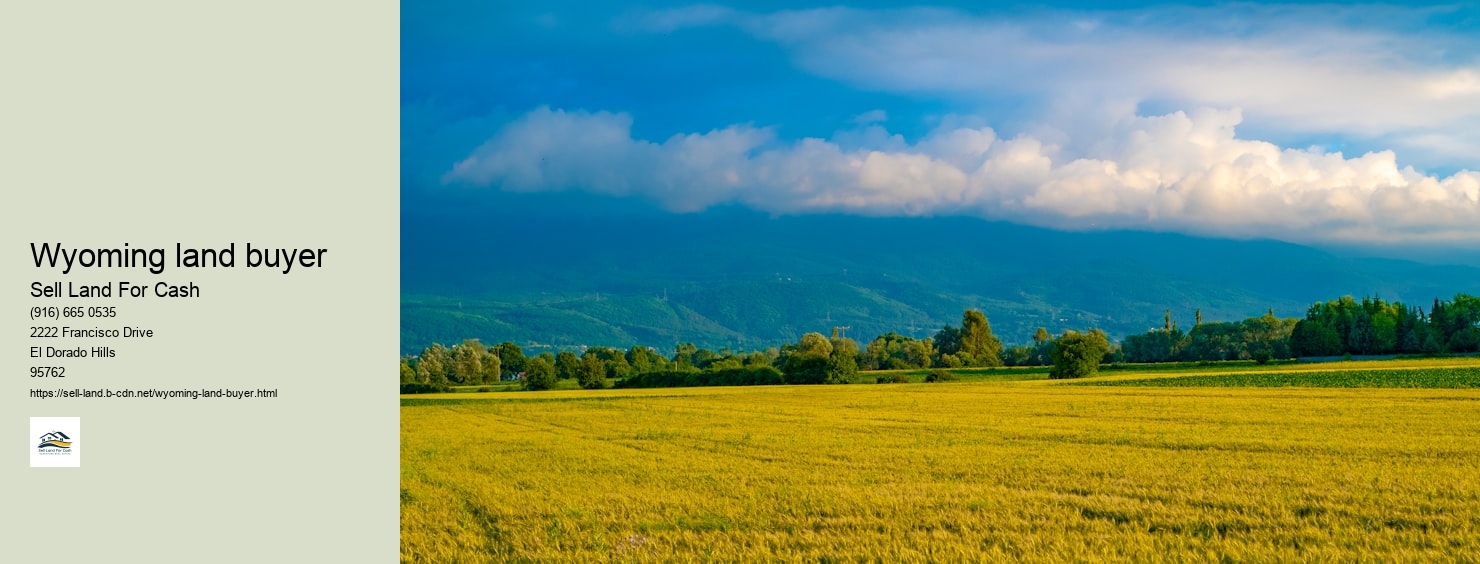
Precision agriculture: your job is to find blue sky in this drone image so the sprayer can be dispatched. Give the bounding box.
[404,1,1480,250]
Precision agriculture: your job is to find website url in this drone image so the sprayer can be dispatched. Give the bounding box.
[30,388,278,399]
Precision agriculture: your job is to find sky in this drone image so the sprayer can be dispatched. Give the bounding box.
[403,1,1480,254]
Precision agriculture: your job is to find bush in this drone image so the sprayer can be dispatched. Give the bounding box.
[825,349,860,384]
[524,357,558,391]
[783,354,829,385]
[577,355,609,389]
[1451,327,1480,353]
[876,373,911,384]
[616,366,786,389]
[399,383,447,394]
[924,369,959,383]
[1049,330,1111,379]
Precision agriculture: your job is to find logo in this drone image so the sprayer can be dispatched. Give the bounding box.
[30,416,81,468]
[38,431,72,450]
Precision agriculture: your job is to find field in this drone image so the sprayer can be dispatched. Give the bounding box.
[1086,366,1480,388]
[401,359,1480,562]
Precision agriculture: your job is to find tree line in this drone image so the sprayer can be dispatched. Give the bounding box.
[399,293,1479,392]
[1290,294,1480,356]
[400,308,1114,392]
[1118,294,1480,363]
[1120,309,1297,364]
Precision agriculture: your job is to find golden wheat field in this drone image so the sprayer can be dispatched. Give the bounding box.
[401,360,1480,562]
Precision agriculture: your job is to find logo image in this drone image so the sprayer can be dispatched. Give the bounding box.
[30,416,81,468]
[38,431,72,450]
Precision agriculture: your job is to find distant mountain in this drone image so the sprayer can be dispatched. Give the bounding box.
[401,209,1480,355]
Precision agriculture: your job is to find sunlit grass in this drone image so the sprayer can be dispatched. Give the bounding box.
[402,359,1480,562]
[1083,366,1480,388]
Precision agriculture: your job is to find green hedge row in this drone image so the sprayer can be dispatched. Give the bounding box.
[616,366,786,389]
[400,383,450,394]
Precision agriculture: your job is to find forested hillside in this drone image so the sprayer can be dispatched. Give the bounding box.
[402,211,1480,355]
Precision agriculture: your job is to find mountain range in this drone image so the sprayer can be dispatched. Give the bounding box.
[401,206,1480,356]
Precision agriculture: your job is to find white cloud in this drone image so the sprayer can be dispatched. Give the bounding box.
[633,4,1480,170]
[444,107,773,211]
[445,107,1480,244]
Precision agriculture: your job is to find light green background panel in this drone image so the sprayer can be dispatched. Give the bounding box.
[0,2,399,562]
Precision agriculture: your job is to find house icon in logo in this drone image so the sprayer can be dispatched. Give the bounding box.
[30,417,80,467]
[38,431,72,449]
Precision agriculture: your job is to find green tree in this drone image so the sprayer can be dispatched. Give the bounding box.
[1003,345,1034,366]
[673,342,699,370]
[1291,320,1341,357]
[627,345,665,373]
[1401,329,1421,354]
[555,351,580,380]
[523,356,557,391]
[797,332,834,357]
[1185,322,1239,361]
[586,347,632,379]
[450,339,484,384]
[1349,311,1375,355]
[1122,327,1185,363]
[781,332,835,384]
[1422,332,1442,353]
[1451,327,1480,353]
[1049,329,1110,379]
[416,343,451,387]
[865,332,932,370]
[1448,294,1480,339]
[825,337,860,384]
[783,355,829,384]
[958,309,1003,367]
[692,347,722,369]
[1242,312,1286,358]
[399,356,416,385]
[479,349,502,384]
[1372,311,1398,354]
[577,354,608,389]
[706,354,744,371]
[1033,327,1050,345]
[744,351,771,367]
[494,341,526,378]
[932,325,961,359]
[908,338,936,368]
